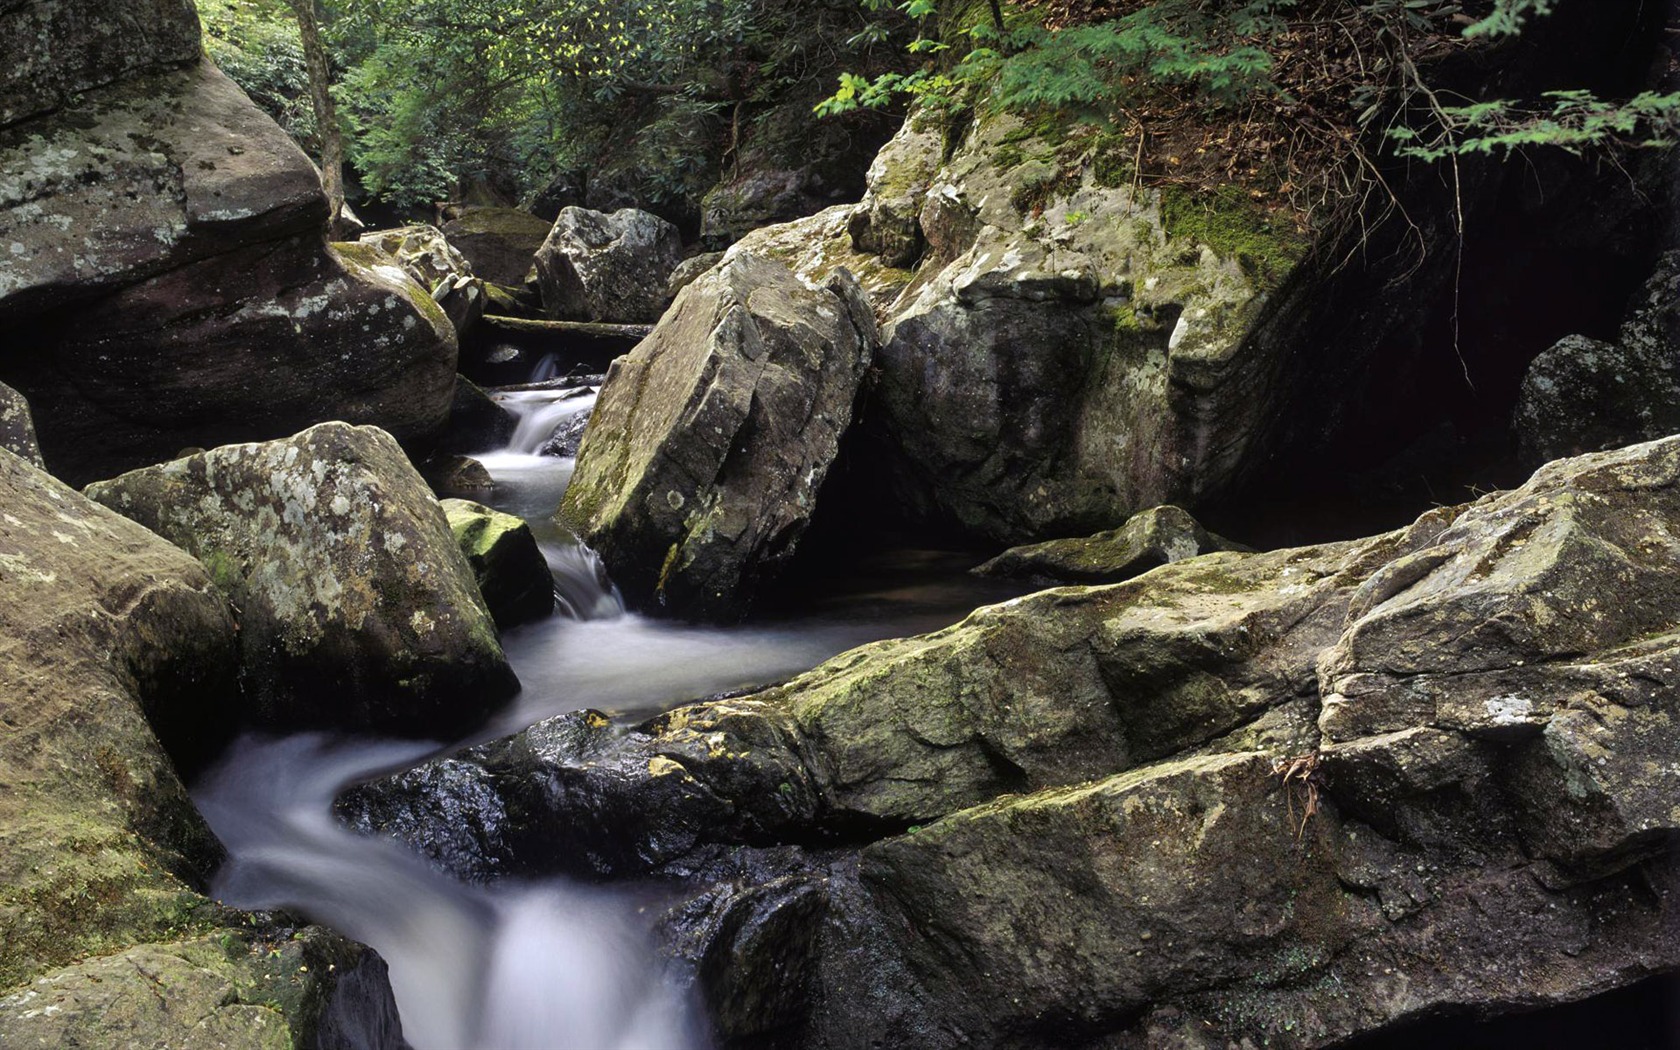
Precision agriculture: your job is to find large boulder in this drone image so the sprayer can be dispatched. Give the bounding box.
[0,0,201,128]
[535,206,683,323]
[0,61,327,318]
[0,446,402,1047]
[364,437,1680,1047]
[441,207,551,286]
[86,423,518,737]
[1514,249,1680,466]
[559,251,877,619]
[441,498,554,629]
[0,382,41,466]
[359,224,486,337]
[10,238,458,485]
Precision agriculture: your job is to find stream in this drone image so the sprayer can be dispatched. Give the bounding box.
[191,385,1027,1048]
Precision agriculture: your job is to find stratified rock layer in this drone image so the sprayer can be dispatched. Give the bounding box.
[87,423,517,737]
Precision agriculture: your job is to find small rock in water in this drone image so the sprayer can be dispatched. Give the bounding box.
[540,408,593,457]
[442,498,555,628]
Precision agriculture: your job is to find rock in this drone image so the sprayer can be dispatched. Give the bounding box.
[0,61,327,319]
[0,382,42,466]
[535,207,683,323]
[86,423,518,737]
[526,168,586,223]
[537,407,593,458]
[1,928,403,1050]
[0,446,234,988]
[974,504,1247,584]
[441,498,554,629]
[425,453,497,498]
[0,0,201,130]
[0,445,405,1048]
[11,238,458,486]
[441,207,552,286]
[360,224,486,337]
[727,204,915,317]
[444,376,517,455]
[845,117,942,267]
[368,436,1680,1047]
[559,251,878,619]
[1514,250,1680,466]
[700,168,842,249]
[667,251,725,300]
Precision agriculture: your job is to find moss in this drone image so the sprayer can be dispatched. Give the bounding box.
[445,207,551,239]
[1157,184,1308,286]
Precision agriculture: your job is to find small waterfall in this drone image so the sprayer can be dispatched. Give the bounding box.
[545,538,624,620]
[497,389,595,456]
[528,353,561,383]
[194,734,704,1050]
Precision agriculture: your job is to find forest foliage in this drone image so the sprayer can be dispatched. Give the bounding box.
[199,0,1678,218]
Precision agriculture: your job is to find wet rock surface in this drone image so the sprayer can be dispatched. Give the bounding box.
[441,498,555,629]
[13,237,458,485]
[364,437,1680,1048]
[560,251,878,619]
[535,206,683,323]
[86,423,517,737]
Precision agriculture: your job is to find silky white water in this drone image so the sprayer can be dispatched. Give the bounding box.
[193,384,1027,1047]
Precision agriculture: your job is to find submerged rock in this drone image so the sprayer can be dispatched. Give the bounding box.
[86,423,518,737]
[1515,249,1680,466]
[0,382,41,467]
[441,498,554,629]
[559,251,877,619]
[373,436,1680,1047]
[535,206,683,323]
[974,504,1247,584]
[441,207,551,287]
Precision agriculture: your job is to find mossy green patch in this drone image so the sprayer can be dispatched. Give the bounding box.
[1157,184,1308,286]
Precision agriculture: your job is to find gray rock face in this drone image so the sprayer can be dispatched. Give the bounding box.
[974,504,1246,584]
[1515,250,1680,466]
[86,423,518,737]
[360,224,486,337]
[371,436,1680,1048]
[11,239,458,486]
[442,207,552,286]
[559,251,877,619]
[0,382,41,467]
[535,206,683,323]
[441,498,554,629]
[0,0,201,129]
[0,61,328,319]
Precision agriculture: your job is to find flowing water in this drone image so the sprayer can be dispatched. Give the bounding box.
[192,384,1028,1048]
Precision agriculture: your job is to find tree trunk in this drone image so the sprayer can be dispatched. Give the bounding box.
[287,0,347,238]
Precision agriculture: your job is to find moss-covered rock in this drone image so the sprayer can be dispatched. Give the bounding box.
[359,224,486,338]
[441,207,551,286]
[367,437,1680,1047]
[974,504,1247,584]
[442,498,554,628]
[559,251,878,619]
[86,422,518,737]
